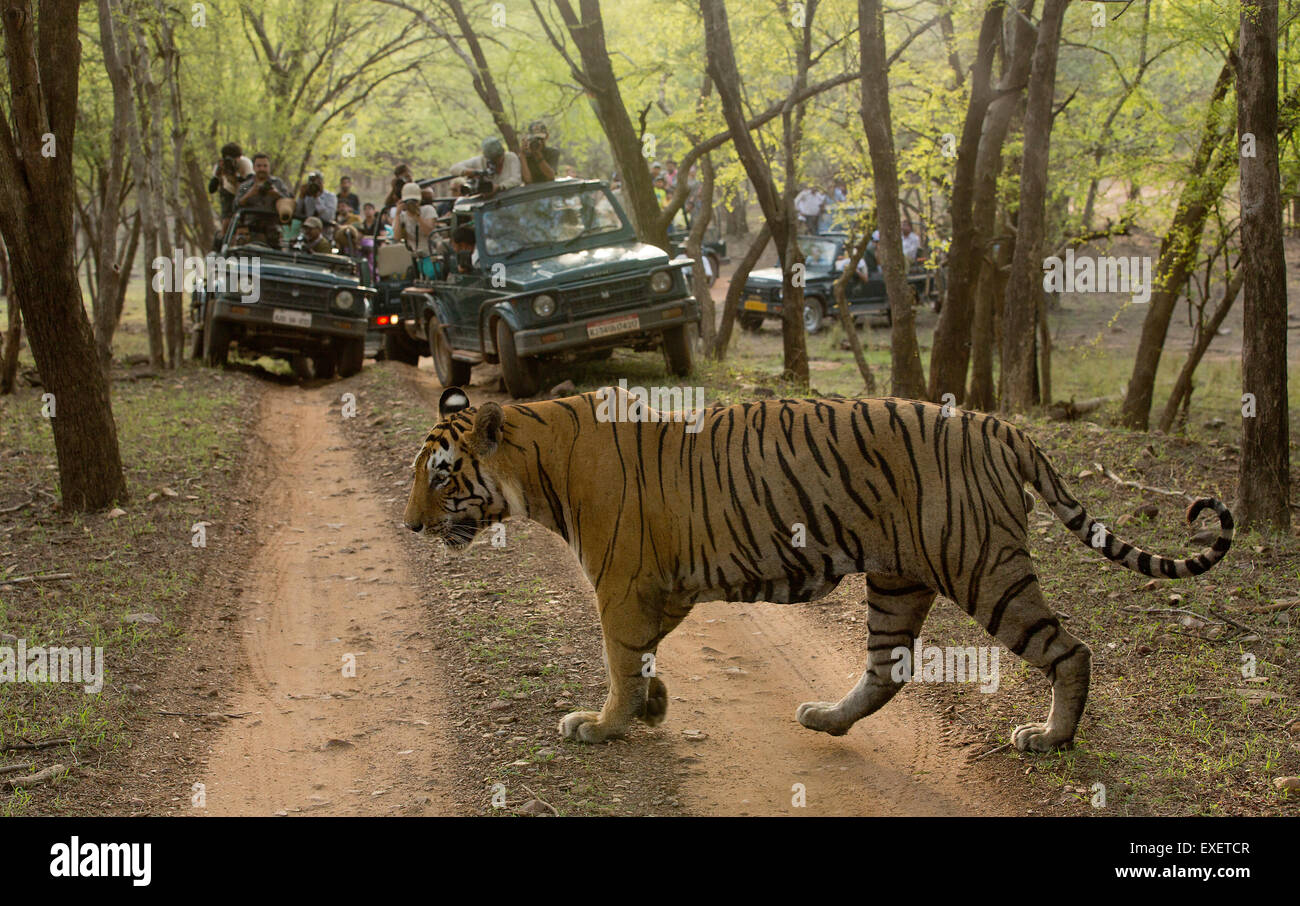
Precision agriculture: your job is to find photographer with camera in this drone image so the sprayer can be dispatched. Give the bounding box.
[519,121,558,184]
[293,170,337,238]
[449,137,522,198]
[235,152,291,249]
[207,142,253,239]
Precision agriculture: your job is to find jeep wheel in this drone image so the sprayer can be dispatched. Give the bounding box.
[311,351,336,380]
[803,296,826,334]
[338,338,364,378]
[431,316,472,387]
[705,253,721,288]
[190,326,204,361]
[291,355,314,380]
[662,324,694,377]
[384,330,420,366]
[495,319,539,398]
[203,317,232,368]
[738,312,764,333]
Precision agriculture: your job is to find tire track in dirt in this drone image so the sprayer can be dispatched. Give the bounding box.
[198,385,457,816]
[402,366,1017,816]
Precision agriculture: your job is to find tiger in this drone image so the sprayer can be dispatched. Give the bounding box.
[404,386,1233,752]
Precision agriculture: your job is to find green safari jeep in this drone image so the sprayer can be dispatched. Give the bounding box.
[398,178,700,397]
[191,210,373,379]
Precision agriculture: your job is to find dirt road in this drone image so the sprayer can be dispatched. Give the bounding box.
[198,386,457,816]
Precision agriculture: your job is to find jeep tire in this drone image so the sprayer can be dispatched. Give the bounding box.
[430,315,472,387]
[384,329,421,366]
[495,319,539,398]
[338,337,364,378]
[662,323,693,376]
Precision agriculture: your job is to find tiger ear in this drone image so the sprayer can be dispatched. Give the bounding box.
[473,401,503,456]
[439,387,471,418]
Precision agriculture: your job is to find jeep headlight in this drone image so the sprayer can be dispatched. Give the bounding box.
[532,293,556,317]
[650,270,673,294]
[333,290,354,312]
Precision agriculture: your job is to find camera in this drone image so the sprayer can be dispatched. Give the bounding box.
[220,156,239,177]
[462,173,492,196]
[527,135,545,153]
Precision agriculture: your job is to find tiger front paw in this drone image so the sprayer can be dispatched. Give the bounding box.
[1012,722,1075,753]
[558,709,625,743]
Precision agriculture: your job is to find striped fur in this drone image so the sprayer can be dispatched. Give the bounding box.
[404,387,1233,751]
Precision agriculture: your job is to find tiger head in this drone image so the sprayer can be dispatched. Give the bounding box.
[403,387,510,549]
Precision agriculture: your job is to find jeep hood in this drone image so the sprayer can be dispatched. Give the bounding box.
[497,241,672,292]
[226,245,361,287]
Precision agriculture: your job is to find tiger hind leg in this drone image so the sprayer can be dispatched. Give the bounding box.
[797,577,935,736]
[965,559,1091,753]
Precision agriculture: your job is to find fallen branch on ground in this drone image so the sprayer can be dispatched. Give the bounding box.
[1,763,69,790]
[0,572,73,587]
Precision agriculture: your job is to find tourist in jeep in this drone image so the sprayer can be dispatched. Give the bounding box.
[235,152,291,248]
[291,216,331,254]
[450,225,477,274]
[393,181,438,254]
[449,137,522,197]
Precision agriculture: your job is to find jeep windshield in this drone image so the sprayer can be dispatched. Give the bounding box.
[800,236,840,270]
[481,188,626,259]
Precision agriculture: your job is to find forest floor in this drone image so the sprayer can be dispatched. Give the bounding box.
[2,228,1298,816]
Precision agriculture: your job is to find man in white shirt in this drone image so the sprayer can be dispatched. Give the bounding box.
[794,186,826,234]
[900,217,921,263]
[393,181,438,254]
[449,137,523,197]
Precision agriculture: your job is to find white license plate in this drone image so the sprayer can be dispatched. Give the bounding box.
[272,308,312,328]
[586,314,640,339]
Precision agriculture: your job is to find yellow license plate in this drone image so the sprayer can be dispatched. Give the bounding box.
[743,298,766,312]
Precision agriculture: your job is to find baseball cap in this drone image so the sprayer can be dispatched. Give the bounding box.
[400,182,422,203]
[481,137,505,158]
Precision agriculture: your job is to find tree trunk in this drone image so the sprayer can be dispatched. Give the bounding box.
[860,0,926,398]
[0,0,128,509]
[1118,56,1236,429]
[702,0,807,383]
[1236,0,1290,530]
[1,278,20,395]
[445,0,519,151]
[183,147,215,253]
[966,0,1036,407]
[115,0,164,368]
[712,223,770,360]
[685,154,717,352]
[999,0,1068,412]
[1157,269,1242,433]
[834,233,876,394]
[94,0,132,370]
[552,0,665,247]
[927,0,1004,403]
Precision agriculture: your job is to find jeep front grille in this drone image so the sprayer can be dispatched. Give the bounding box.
[258,280,333,311]
[563,276,650,316]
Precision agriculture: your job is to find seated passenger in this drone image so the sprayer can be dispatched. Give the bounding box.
[292,216,332,254]
[451,225,477,274]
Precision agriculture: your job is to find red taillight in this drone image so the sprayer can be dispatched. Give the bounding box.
[374,315,394,326]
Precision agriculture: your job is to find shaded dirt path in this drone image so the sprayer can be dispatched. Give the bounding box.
[198,385,457,816]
